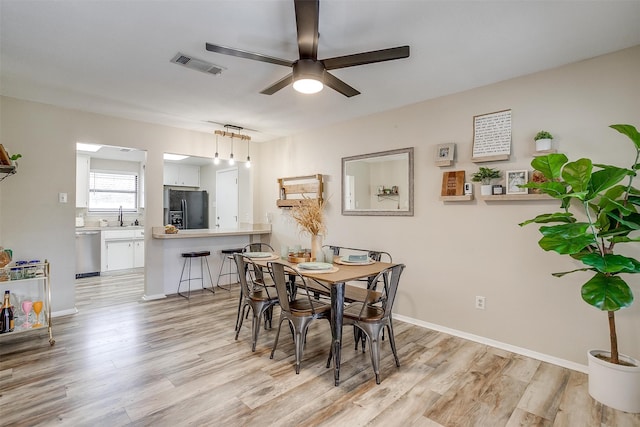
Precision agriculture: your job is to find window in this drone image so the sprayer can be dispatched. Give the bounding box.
[89,171,138,212]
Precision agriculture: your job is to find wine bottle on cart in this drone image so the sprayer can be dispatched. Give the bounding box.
[0,290,14,333]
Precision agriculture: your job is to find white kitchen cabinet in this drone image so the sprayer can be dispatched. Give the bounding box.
[105,240,134,271]
[163,163,200,187]
[76,155,90,208]
[134,240,144,268]
[102,229,144,271]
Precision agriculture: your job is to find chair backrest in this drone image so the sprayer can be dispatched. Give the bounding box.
[325,245,392,263]
[356,264,405,320]
[234,253,274,299]
[243,243,275,252]
[268,262,292,313]
[268,262,328,316]
[325,245,393,290]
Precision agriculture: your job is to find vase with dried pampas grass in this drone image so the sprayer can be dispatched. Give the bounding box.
[290,197,326,261]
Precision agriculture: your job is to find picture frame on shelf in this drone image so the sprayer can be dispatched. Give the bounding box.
[506,170,528,195]
[435,143,455,167]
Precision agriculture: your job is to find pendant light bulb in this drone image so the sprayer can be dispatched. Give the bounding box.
[228,136,235,165]
[245,139,251,168]
[214,133,220,164]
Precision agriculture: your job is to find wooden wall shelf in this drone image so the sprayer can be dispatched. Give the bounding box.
[479,193,553,201]
[440,194,474,202]
[277,174,323,208]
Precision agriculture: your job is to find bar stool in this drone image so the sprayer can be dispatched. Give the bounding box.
[216,247,244,291]
[177,251,214,299]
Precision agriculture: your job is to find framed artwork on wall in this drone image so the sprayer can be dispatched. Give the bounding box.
[435,143,455,167]
[506,170,528,194]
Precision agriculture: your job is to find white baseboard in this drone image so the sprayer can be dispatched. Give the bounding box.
[142,293,166,301]
[52,307,79,317]
[393,313,587,374]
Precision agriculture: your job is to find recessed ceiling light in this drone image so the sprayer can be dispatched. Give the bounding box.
[76,142,102,152]
[163,153,189,161]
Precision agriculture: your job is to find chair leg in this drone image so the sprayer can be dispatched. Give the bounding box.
[386,323,400,367]
[270,316,287,359]
[203,256,215,294]
[235,304,248,340]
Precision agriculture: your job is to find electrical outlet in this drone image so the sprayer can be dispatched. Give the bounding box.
[475,296,486,310]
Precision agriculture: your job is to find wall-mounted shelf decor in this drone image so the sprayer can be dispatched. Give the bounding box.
[0,165,16,182]
[277,174,323,208]
[471,109,512,163]
[441,171,465,196]
[440,194,474,202]
[479,193,552,201]
[532,149,558,157]
[435,143,456,167]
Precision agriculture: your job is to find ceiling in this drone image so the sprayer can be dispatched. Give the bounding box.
[2,1,639,143]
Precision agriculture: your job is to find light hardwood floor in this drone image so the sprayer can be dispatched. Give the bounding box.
[1,272,638,426]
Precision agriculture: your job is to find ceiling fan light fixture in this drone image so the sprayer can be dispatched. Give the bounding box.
[293,78,323,94]
[292,59,324,94]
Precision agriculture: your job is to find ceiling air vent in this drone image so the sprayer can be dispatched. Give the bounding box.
[170,52,224,76]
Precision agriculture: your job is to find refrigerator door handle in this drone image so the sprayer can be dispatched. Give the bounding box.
[181,199,188,229]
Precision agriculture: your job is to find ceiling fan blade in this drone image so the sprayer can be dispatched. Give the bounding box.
[323,72,360,98]
[294,0,319,59]
[206,43,293,68]
[323,46,410,70]
[260,73,294,95]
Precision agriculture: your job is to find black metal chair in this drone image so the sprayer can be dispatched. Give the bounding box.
[268,262,331,374]
[327,263,406,384]
[233,253,279,352]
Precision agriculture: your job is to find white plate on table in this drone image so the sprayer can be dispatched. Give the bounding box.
[335,256,375,265]
[244,252,273,258]
[297,262,333,270]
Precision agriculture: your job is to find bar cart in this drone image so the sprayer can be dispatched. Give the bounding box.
[0,260,54,345]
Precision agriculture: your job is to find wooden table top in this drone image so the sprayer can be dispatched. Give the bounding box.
[252,254,395,284]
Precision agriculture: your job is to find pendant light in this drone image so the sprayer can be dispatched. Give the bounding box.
[228,135,235,166]
[245,139,251,168]
[213,133,220,165]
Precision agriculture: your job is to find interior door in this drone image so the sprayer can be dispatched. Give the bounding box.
[216,168,238,228]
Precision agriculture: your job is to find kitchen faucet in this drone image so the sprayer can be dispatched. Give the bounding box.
[118,206,123,227]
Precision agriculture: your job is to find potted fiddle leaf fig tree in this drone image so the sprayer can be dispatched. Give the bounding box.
[519,124,640,413]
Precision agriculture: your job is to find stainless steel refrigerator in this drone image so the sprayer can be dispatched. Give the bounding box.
[164,189,209,229]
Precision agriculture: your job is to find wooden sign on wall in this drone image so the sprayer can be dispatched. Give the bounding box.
[441,171,465,196]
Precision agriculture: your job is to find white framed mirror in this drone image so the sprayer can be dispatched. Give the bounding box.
[342,147,414,216]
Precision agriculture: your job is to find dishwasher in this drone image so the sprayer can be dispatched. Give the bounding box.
[75,230,101,279]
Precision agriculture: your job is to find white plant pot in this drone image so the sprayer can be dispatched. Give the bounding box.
[480,184,493,196]
[535,138,552,151]
[588,349,640,413]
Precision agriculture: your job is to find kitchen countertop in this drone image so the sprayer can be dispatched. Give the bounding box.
[152,224,271,239]
[76,226,144,231]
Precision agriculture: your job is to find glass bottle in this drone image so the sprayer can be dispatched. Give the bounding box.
[0,290,14,333]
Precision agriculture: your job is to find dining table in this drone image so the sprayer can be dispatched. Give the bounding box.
[252,254,396,386]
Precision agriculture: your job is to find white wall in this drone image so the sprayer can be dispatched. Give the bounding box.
[253,46,640,366]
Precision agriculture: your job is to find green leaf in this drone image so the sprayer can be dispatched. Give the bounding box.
[580,253,640,274]
[531,153,568,180]
[609,235,640,244]
[588,166,631,199]
[607,211,640,231]
[538,223,595,254]
[610,124,640,151]
[562,159,592,194]
[518,212,574,227]
[581,273,634,311]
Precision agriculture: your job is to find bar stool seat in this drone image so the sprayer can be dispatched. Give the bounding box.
[216,248,244,291]
[177,250,214,299]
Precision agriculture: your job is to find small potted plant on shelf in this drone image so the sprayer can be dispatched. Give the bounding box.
[519,124,640,413]
[534,130,554,151]
[471,167,502,196]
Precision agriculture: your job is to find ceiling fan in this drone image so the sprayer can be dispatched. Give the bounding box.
[205,0,410,97]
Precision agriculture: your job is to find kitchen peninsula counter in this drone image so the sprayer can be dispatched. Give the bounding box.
[151,224,271,239]
[151,224,272,296]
